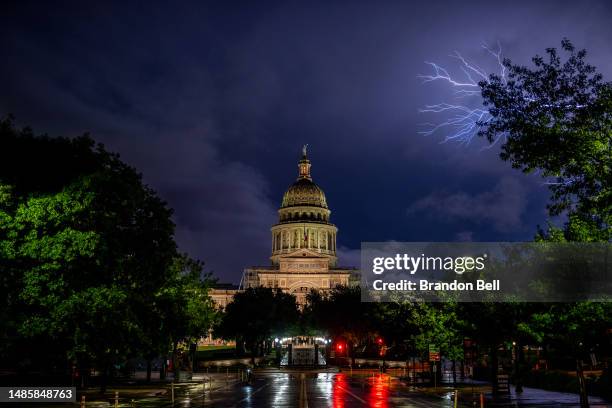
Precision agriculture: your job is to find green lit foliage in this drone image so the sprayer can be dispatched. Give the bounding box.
[480,39,611,240]
[0,117,216,382]
[215,287,299,359]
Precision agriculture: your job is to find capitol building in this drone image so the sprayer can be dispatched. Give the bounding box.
[211,147,356,307]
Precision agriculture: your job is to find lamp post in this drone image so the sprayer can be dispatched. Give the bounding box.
[274,338,281,365]
[513,341,523,393]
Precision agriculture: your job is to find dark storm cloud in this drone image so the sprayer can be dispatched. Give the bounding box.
[406,177,529,231]
[2,1,611,282]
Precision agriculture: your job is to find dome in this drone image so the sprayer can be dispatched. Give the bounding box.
[281,178,328,209]
[271,146,337,267]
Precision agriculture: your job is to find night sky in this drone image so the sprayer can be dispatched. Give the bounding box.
[3,1,612,283]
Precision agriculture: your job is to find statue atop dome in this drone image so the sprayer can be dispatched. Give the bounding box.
[297,145,312,181]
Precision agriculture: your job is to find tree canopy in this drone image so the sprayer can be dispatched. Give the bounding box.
[214,287,300,360]
[0,116,216,385]
[479,39,611,240]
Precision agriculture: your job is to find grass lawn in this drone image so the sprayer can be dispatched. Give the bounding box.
[197,345,234,351]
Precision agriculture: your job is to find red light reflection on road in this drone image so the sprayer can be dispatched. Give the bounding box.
[368,374,389,408]
[332,373,348,408]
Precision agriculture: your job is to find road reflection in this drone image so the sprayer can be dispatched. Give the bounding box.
[368,374,389,408]
[272,373,291,406]
[332,373,349,407]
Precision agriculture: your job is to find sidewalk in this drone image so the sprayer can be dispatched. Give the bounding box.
[403,380,612,407]
[504,386,611,407]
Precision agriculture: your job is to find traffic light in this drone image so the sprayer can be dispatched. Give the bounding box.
[376,337,384,345]
[336,342,344,353]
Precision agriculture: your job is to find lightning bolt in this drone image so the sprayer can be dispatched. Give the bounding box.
[418,42,506,145]
[419,42,594,195]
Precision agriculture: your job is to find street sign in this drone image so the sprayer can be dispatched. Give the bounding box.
[496,373,510,394]
[428,345,440,362]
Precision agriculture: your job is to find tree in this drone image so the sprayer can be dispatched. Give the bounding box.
[478,41,612,405]
[479,39,611,240]
[305,286,375,365]
[369,300,421,362]
[411,303,465,385]
[0,116,216,390]
[215,287,300,363]
[154,255,217,378]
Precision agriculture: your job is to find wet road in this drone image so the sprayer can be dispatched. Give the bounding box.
[7,370,611,407]
[171,370,612,408]
[195,371,464,407]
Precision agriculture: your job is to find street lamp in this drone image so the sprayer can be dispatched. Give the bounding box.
[512,340,523,393]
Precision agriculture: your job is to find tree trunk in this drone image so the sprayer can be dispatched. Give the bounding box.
[99,363,108,394]
[172,341,179,381]
[160,359,166,380]
[576,360,589,408]
[491,344,499,396]
[146,359,152,383]
[421,359,425,384]
[452,359,457,385]
[250,341,257,365]
[515,342,524,393]
[76,356,87,389]
[430,360,434,387]
[238,339,246,357]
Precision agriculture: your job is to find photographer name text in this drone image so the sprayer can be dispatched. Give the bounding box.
[372,279,500,292]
